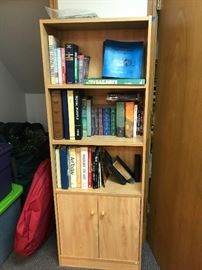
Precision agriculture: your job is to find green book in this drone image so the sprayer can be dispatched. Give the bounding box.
[83,77,145,85]
[116,102,125,137]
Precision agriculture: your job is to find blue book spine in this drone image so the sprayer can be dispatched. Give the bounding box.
[59,146,69,189]
[86,98,92,136]
[102,107,111,135]
[61,91,69,139]
[65,43,79,84]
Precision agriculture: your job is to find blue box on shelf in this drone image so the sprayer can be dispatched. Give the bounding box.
[0,143,13,201]
[102,39,144,79]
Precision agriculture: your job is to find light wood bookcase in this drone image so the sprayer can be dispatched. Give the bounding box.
[40,16,156,270]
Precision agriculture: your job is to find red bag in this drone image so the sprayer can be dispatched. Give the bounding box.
[15,159,55,256]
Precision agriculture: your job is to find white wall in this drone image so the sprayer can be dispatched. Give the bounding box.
[0,60,26,122]
[25,93,48,130]
[58,0,148,17]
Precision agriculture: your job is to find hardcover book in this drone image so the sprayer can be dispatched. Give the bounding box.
[116,102,125,137]
[74,90,82,140]
[80,147,88,189]
[125,102,134,138]
[84,78,145,85]
[113,155,135,183]
[68,147,77,188]
[67,90,75,140]
[51,90,64,140]
[61,91,70,139]
[59,146,69,189]
[65,43,79,84]
[102,39,144,79]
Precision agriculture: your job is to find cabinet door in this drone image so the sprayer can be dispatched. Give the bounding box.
[57,194,98,258]
[99,196,141,262]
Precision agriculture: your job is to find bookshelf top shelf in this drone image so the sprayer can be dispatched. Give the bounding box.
[52,136,144,147]
[40,16,151,31]
[56,180,142,197]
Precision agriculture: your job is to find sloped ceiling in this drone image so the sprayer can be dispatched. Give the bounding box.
[0,0,49,93]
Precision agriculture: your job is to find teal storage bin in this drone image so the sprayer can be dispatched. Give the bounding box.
[0,183,23,266]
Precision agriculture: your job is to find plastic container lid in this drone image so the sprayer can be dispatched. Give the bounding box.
[0,183,23,215]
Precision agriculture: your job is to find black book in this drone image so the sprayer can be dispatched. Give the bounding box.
[113,155,135,183]
[103,150,127,185]
[74,90,83,140]
[92,147,100,189]
[65,43,79,84]
[134,154,142,182]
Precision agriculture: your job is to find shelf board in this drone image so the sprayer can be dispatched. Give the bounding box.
[52,135,143,147]
[56,180,142,197]
[47,84,146,90]
[40,17,150,31]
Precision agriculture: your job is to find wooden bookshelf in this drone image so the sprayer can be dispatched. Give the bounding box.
[40,16,156,270]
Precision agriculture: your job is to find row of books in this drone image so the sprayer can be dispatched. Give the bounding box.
[48,35,90,84]
[51,90,144,140]
[54,146,141,190]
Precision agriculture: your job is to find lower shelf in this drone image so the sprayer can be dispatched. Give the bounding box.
[59,256,140,270]
[56,180,142,197]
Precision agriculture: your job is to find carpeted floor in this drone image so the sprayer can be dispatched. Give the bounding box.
[1,233,160,270]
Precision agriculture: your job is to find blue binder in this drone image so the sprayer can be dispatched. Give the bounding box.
[102,40,144,79]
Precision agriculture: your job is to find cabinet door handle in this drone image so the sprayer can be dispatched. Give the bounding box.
[90,210,95,216]
[101,211,105,217]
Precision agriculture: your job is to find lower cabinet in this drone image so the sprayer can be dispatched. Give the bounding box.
[57,193,141,269]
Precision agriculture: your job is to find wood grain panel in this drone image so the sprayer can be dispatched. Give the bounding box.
[99,196,141,261]
[148,1,202,270]
[57,194,98,258]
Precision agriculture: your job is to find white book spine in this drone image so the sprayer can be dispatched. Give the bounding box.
[80,147,88,189]
[57,48,62,84]
[55,148,61,188]
[68,147,77,188]
[133,104,138,137]
[48,35,55,84]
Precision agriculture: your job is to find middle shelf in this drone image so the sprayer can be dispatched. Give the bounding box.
[52,135,144,147]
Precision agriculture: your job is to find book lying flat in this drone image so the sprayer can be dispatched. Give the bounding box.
[83,78,145,85]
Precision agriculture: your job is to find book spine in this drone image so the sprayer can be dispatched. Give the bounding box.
[59,146,69,189]
[82,98,87,137]
[68,147,77,188]
[83,56,90,79]
[80,147,88,189]
[55,147,61,188]
[61,91,69,139]
[51,90,64,140]
[116,102,125,137]
[133,104,138,137]
[48,35,55,84]
[125,102,134,138]
[74,50,78,83]
[75,147,81,188]
[65,44,78,84]
[110,106,116,136]
[61,47,66,84]
[88,147,92,188]
[67,90,75,140]
[94,107,99,135]
[78,53,84,83]
[92,147,99,189]
[98,107,103,135]
[57,48,62,84]
[102,107,111,135]
[74,90,82,140]
[91,107,95,135]
[86,98,92,136]
[84,78,145,85]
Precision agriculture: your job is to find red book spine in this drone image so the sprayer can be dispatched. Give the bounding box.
[61,47,66,84]
[88,147,92,188]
